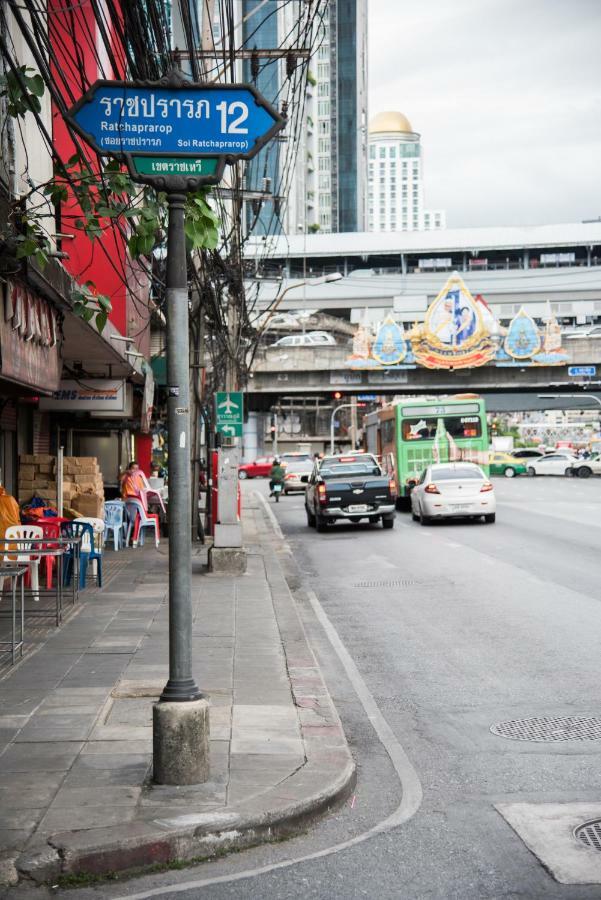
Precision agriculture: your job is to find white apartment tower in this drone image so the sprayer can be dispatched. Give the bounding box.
[367,111,445,232]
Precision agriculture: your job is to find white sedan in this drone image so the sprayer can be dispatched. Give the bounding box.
[410,462,496,525]
[525,453,578,477]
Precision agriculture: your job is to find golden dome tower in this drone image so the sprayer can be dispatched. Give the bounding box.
[367,110,445,234]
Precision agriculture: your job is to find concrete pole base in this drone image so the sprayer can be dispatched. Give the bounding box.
[153,699,210,785]
[208,546,247,575]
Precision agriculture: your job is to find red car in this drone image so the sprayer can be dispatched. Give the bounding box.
[238,456,275,479]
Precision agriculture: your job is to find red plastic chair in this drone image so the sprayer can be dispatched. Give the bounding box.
[38,519,61,589]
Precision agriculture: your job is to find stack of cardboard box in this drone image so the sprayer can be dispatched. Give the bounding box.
[18,455,104,518]
[18,455,57,506]
[66,457,104,518]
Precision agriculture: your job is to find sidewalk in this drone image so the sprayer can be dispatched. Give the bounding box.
[0,492,354,887]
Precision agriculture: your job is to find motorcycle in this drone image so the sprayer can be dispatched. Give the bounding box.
[272,482,283,503]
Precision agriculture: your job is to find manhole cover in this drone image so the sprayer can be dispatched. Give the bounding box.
[491,715,601,742]
[575,820,601,851]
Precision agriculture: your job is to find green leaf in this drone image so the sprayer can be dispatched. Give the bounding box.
[127,234,139,257]
[95,311,108,333]
[25,73,45,97]
[15,238,38,258]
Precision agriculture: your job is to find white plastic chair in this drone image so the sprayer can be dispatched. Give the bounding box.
[139,472,166,514]
[73,517,104,552]
[74,517,104,576]
[124,499,160,548]
[4,524,43,602]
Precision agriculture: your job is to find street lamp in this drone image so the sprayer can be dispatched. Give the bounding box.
[330,402,356,454]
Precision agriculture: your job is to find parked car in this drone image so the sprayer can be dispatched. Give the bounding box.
[238,456,275,479]
[488,452,527,478]
[271,331,336,348]
[526,452,578,476]
[511,448,545,459]
[566,454,601,479]
[304,453,397,532]
[280,452,313,465]
[283,459,314,493]
[410,462,496,524]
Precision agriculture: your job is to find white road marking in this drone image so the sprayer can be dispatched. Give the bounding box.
[110,498,423,900]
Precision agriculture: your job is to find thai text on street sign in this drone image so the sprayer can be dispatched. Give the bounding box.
[568,366,596,377]
[66,72,286,189]
[216,391,244,438]
[130,157,219,177]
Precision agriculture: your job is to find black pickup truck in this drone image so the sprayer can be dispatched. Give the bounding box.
[303,453,397,532]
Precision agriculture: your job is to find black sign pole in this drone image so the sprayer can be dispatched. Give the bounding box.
[160,191,203,705]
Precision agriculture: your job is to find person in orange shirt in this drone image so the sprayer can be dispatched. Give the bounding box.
[0,485,20,539]
[120,461,146,500]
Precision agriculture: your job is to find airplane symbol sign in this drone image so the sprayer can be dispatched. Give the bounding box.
[215,391,244,437]
[218,397,239,415]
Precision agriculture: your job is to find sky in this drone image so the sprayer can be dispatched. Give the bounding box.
[368,0,601,228]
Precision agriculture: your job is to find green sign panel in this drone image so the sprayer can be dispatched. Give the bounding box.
[216,391,244,437]
[217,422,243,437]
[131,156,219,177]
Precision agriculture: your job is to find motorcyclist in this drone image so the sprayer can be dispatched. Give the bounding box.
[269,458,286,496]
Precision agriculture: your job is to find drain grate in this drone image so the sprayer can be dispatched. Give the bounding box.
[575,820,601,851]
[353,579,422,588]
[491,715,601,742]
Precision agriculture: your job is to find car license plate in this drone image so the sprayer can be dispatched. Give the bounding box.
[348,504,368,513]
[452,504,471,510]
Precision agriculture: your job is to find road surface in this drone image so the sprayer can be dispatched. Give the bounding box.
[69,477,601,900]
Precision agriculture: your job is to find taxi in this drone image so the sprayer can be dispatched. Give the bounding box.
[488,451,527,478]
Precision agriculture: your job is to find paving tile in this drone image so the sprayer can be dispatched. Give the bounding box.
[0,829,32,851]
[81,739,152,755]
[60,764,150,787]
[39,805,137,832]
[70,753,151,771]
[0,808,45,830]
[230,736,304,755]
[0,741,83,772]
[51,785,142,808]
[0,784,62,809]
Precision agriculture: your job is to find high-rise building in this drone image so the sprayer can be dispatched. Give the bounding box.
[367,111,446,233]
[288,0,368,236]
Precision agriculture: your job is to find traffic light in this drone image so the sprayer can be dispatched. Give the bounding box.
[333,391,343,401]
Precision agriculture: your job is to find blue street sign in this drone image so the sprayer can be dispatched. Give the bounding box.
[67,78,285,162]
[568,366,596,377]
[357,394,377,401]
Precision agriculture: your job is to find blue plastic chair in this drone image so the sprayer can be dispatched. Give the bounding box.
[104,501,125,551]
[61,521,102,589]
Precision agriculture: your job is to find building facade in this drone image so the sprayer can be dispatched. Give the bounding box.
[286,0,367,237]
[367,111,446,233]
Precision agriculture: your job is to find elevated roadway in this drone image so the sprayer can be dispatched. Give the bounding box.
[250,336,601,398]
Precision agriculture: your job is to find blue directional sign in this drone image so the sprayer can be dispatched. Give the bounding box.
[569,366,597,377]
[68,81,284,160]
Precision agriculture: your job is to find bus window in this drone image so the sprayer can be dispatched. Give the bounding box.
[402,416,482,441]
[381,418,395,445]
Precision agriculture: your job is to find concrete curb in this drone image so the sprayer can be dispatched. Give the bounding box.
[14,497,356,884]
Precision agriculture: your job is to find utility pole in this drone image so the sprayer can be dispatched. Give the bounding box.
[350,395,358,450]
[208,161,247,574]
[153,193,209,785]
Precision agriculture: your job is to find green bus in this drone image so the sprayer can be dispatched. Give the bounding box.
[365,395,489,500]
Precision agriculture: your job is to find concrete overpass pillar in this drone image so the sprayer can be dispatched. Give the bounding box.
[243,412,260,463]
